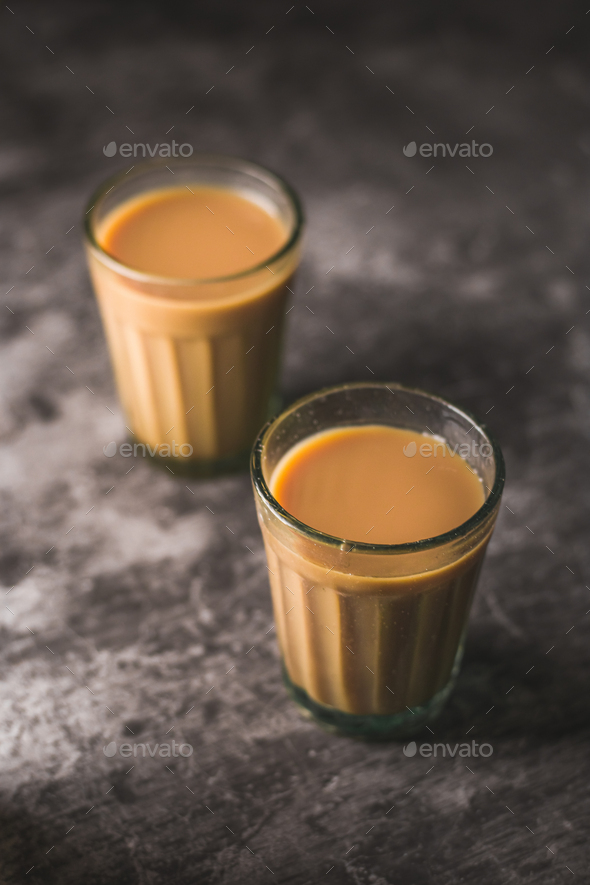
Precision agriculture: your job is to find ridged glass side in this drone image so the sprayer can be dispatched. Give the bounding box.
[262,528,490,717]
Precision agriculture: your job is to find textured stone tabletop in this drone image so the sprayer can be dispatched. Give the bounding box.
[1,2,590,882]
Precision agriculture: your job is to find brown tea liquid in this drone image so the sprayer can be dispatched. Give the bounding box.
[271,425,484,544]
[99,186,287,281]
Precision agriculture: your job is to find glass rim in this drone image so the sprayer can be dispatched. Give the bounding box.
[83,154,304,286]
[251,381,506,555]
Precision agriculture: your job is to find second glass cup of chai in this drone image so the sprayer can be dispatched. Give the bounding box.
[251,382,505,739]
[84,155,303,475]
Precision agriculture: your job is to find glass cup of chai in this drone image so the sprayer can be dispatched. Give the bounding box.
[84,155,303,475]
[251,382,505,739]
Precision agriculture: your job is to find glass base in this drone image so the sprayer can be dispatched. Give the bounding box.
[145,446,251,479]
[137,394,284,479]
[282,665,457,741]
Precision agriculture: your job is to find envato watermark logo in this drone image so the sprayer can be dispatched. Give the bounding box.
[103,140,194,158]
[403,140,493,158]
[103,440,194,458]
[402,439,492,459]
[403,740,493,758]
[103,740,193,758]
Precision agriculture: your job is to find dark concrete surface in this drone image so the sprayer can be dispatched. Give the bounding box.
[1,2,590,882]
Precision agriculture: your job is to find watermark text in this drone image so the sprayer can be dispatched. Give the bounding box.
[402,439,492,459]
[103,440,193,458]
[403,140,493,158]
[103,740,193,758]
[403,740,493,758]
[103,140,193,158]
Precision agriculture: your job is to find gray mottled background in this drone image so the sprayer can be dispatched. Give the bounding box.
[1,1,590,882]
